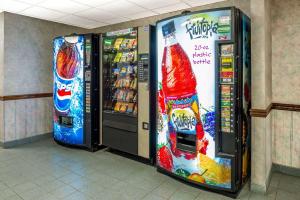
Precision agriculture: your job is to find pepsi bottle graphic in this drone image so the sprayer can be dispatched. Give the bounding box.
[54,39,80,115]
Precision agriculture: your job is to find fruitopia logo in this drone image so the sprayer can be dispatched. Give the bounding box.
[184,17,218,39]
[171,108,197,133]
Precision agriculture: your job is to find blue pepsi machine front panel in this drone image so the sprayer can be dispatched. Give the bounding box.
[53,36,85,145]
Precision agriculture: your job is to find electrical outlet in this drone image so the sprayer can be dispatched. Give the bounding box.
[142,122,149,130]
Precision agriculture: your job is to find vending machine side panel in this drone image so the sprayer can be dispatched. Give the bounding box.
[137,25,150,159]
[240,12,251,184]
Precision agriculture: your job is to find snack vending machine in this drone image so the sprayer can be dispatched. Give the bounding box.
[53,34,100,151]
[151,7,251,195]
[102,27,156,160]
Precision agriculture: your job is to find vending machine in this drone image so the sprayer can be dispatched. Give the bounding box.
[102,27,156,161]
[53,34,100,151]
[151,7,251,195]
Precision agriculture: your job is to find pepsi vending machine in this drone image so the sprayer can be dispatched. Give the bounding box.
[151,7,251,196]
[53,34,100,151]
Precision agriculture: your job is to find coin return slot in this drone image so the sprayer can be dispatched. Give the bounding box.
[176,132,196,153]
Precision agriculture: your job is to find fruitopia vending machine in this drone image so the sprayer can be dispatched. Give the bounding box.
[53,34,100,151]
[151,7,251,196]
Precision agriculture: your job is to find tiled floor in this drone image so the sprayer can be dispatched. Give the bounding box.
[0,139,299,200]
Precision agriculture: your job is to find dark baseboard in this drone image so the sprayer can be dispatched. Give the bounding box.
[0,132,52,148]
[273,164,300,177]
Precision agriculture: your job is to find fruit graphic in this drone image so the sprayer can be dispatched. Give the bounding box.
[158,89,166,114]
[157,146,173,171]
[198,138,209,155]
[196,124,205,140]
[198,153,231,184]
[175,168,191,178]
[188,173,206,184]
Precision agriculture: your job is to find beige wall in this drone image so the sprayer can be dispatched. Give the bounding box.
[0,12,4,96]
[0,12,3,143]
[272,0,300,104]
[270,0,300,170]
[3,12,87,96]
[250,0,272,193]
[0,12,88,143]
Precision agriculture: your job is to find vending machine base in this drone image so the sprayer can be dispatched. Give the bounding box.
[157,166,246,198]
[53,138,105,152]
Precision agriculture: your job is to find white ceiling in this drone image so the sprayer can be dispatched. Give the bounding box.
[0,0,225,29]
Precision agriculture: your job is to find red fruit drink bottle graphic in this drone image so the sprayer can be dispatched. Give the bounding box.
[54,37,80,118]
[161,21,208,159]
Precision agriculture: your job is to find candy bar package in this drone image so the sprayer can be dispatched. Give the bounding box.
[125,91,134,102]
[133,104,138,115]
[114,102,121,112]
[124,76,131,88]
[120,52,128,62]
[113,68,120,75]
[132,39,137,49]
[120,39,130,49]
[113,52,122,62]
[127,103,134,113]
[130,77,137,89]
[119,103,128,113]
[114,79,121,88]
[127,65,133,74]
[133,94,137,102]
[127,39,134,49]
[114,38,123,50]
[127,51,134,62]
[120,67,127,76]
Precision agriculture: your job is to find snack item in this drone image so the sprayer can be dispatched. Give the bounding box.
[133,94,137,102]
[119,67,127,76]
[126,91,134,102]
[132,39,137,48]
[113,52,122,62]
[120,52,128,62]
[127,65,133,74]
[124,76,131,88]
[133,104,138,115]
[114,38,123,50]
[119,103,128,113]
[113,68,120,75]
[114,102,121,112]
[127,51,134,62]
[120,39,130,49]
[131,77,137,89]
[127,103,134,113]
[127,39,134,49]
[114,79,120,88]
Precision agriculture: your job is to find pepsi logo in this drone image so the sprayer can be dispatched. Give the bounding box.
[56,80,72,100]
